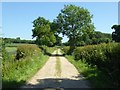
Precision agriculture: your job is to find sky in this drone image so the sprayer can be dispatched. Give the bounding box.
[118,1,120,24]
[2,2,118,42]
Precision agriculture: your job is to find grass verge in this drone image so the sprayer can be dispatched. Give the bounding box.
[55,50,61,77]
[2,53,49,88]
[66,55,114,88]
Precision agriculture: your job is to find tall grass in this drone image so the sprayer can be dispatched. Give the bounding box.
[2,44,49,88]
[66,55,113,88]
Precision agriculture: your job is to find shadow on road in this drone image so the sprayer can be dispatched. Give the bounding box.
[2,76,91,90]
[22,77,91,89]
[39,46,65,57]
[43,50,65,57]
[48,54,65,57]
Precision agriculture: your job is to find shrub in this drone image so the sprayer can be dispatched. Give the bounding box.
[73,43,120,87]
[2,44,49,88]
[16,44,41,60]
[39,45,57,55]
[61,46,70,55]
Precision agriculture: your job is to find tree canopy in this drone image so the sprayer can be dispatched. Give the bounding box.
[55,4,95,54]
[63,31,112,46]
[32,17,57,46]
[111,25,120,42]
[31,4,113,49]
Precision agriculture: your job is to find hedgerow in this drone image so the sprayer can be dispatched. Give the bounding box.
[61,46,70,55]
[39,45,57,55]
[73,43,120,87]
[16,44,41,60]
[2,44,49,88]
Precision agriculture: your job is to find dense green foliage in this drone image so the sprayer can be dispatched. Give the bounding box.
[62,43,120,87]
[50,22,62,46]
[2,44,49,88]
[85,31,112,45]
[55,4,95,54]
[16,44,41,60]
[32,17,57,46]
[61,46,70,55]
[66,55,114,88]
[111,24,120,42]
[73,43,120,87]
[63,31,112,46]
[39,45,57,55]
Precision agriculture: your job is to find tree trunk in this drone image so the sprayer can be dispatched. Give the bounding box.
[68,37,76,55]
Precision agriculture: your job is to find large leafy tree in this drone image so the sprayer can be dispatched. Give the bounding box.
[50,22,62,46]
[55,5,95,54]
[32,17,56,46]
[111,25,120,42]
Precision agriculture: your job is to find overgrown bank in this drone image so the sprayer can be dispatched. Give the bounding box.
[2,44,51,88]
[66,55,113,88]
[62,43,120,88]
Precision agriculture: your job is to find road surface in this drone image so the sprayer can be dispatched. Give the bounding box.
[21,49,91,89]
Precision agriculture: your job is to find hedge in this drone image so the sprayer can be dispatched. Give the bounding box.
[2,44,48,88]
[61,46,70,55]
[73,43,120,87]
[16,44,41,60]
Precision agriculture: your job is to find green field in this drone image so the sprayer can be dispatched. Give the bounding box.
[5,43,35,47]
[5,43,35,54]
[5,47,17,53]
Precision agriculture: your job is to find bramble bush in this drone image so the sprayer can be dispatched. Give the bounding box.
[73,43,120,87]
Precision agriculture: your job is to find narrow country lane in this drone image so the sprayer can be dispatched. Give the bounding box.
[21,49,91,89]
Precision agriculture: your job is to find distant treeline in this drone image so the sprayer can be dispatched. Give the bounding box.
[1,30,112,46]
[63,31,112,46]
[3,37,35,44]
